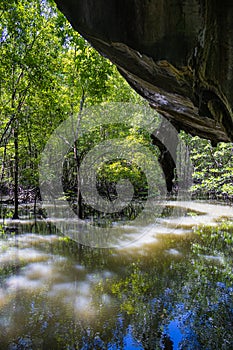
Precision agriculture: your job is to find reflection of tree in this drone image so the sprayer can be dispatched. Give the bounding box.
[177,222,233,349]
[91,247,188,349]
[91,223,233,349]
[1,222,232,349]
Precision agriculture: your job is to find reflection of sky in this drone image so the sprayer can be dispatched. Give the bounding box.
[123,326,144,350]
[166,319,183,350]
[1,223,232,348]
[108,320,184,350]
[164,305,201,350]
[108,320,184,349]
[108,325,144,350]
[108,278,233,350]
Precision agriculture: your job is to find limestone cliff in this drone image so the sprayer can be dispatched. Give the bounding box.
[54,0,233,144]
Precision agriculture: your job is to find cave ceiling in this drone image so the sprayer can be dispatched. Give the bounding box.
[54,0,233,144]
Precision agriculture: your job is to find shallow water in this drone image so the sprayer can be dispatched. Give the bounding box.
[0,200,232,349]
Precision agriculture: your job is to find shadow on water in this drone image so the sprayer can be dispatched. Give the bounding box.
[0,200,232,349]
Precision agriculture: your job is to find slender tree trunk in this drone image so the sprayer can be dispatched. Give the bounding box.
[0,141,7,183]
[73,90,85,219]
[12,121,19,219]
[74,142,83,219]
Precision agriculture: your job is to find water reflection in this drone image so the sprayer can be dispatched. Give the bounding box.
[0,201,232,349]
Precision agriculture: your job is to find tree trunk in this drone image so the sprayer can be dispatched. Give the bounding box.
[12,122,19,219]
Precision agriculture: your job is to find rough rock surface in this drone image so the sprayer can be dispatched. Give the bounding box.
[54,0,233,144]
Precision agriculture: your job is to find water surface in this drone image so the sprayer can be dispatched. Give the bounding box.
[0,200,232,349]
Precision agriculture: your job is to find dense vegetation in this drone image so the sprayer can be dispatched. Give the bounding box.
[183,134,233,201]
[0,0,232,221]
[0,2,232,349]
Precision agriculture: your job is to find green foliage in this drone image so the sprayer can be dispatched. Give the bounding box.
[180,133,233,200]
[0,0,142,200]
[0,0,66,191]
[0,0,232,212]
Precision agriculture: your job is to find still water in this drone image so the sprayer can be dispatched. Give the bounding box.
[0,201,232,349]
